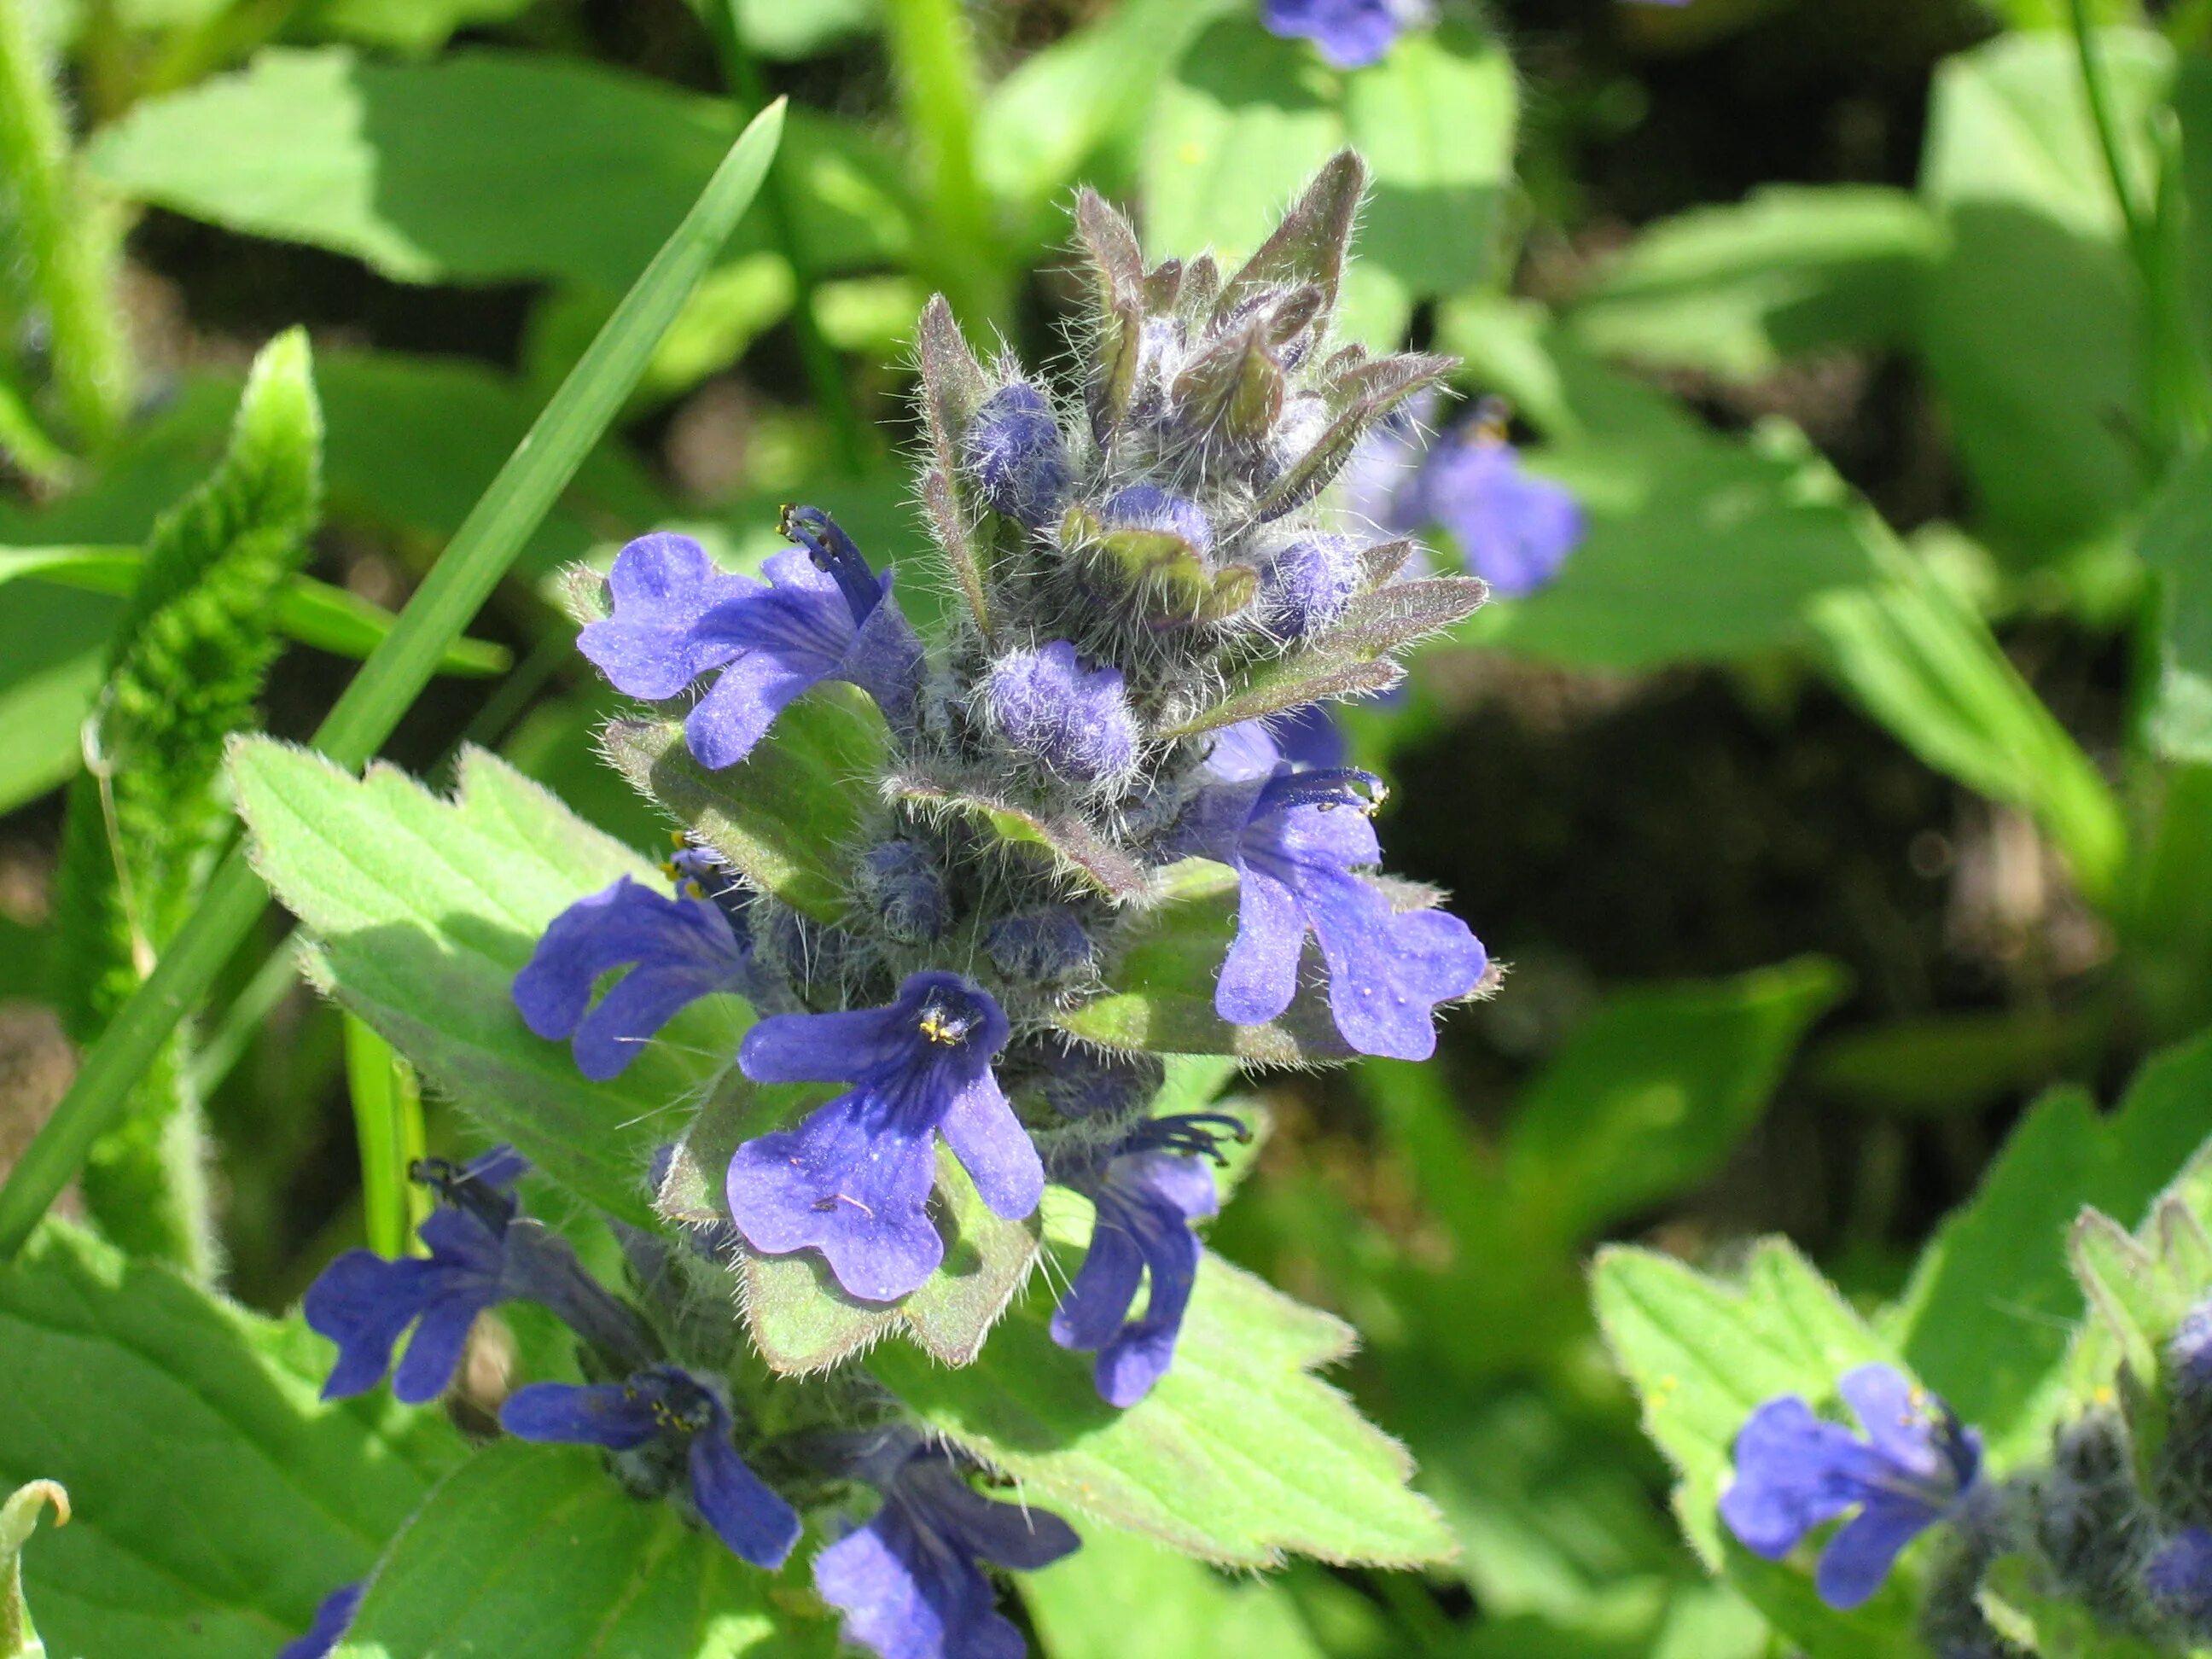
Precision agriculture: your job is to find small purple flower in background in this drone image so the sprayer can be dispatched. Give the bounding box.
[1260,0,1430,69]
[304,1148,649,1403]
[1345,394,1585,598]
[513,871,756,1080]
[814,1429,1080,1659]
[2146,1528,2212,1633]
[983,640,1140,784]
[502,1365,801,1569]
[1179,763,1487,1061]
[1052,1114,1249,1407]
[725,970,1039,1302]
[276,1582,363,1659]
[1720,1363,1981,1610]
[579,509,922,771]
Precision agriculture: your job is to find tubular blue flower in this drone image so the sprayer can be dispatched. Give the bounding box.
[501,1365,801,1569]
[725,971,1039,1302]
[983,640,1139,783]
[1051,1114,1248,1407]
[964,383,1072,527]
[304,1149,649,1404]
[1177,765,1487,1061]
[579,511,923,771]
[1415,431,1585,598]
[514,872,756,1081]
[1100,484,1214,558]
[1258,533,1362,639]
[276,1583,363,1659]
[1720,1364,1982,1610]
[1260,0,1429,69]
[815,1430,1080,1659]
[2146,1528,2212,1633]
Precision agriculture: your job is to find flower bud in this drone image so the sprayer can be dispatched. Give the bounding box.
[983,640,1139,783]
[1258,533,1361,638]
[1100,484,1214,559]
[964,383,1071,527]
[985,908,1097,987]
[858,839,949,945]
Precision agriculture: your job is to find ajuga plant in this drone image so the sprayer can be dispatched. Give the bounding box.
[271,154,1488,1659]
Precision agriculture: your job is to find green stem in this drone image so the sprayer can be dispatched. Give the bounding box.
[882,0,1009,332]
[706,4,870,475]
[0,0,130,451]
[0,102,789,1265]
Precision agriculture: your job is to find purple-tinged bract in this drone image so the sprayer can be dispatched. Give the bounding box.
[814,1431,1080,1659]
[859,838,951,945]
[724,971,1038,1302]
[1720,1363,1980,1610]
[502,1365,801,1569]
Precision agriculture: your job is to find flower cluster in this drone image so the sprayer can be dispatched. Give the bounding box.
[294,1153,1080,1659]
[1260,0,1432,69]
[1722,1304,2212,1654]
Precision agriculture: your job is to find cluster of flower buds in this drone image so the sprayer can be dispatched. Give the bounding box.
[1720,1276,2212,1656]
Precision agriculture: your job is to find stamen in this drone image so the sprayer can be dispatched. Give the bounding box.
[780,504,882,626]
[918,1004,973,1046]
[1263,766,1388,817]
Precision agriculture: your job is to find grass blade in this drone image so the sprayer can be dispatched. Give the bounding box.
[0,99,788,1264]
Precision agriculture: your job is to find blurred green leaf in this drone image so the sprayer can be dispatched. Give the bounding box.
[332,1440,826,1659]
[1,1481,64,1659]
[294,0,534,55]
[730,0,878,60]
[873,1195,1454,1569]
[1567,186,1943,381]
[2140,445,2212,763]
[1593,1240,1924,1658]
[1916,30,2168,554]
[1022,1519,1328,1659]
[87,49,908,289]
[0,583,110,815]
[230,739,747,1229]
[0,1222,459,1659]
[1807,1005,2106,1115]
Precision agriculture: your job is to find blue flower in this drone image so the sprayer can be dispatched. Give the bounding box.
[1414,431,1585,598]
[983,640,1139,784]
[303,1149,648,1404]
[1260,0,1428,70]
[1208,708,1348,783]
[815,1430,1080,1659]
[1051,1115,1248,1407]
[579,510,923,771]
[2146,1528,2212,1634]
[964,383,1072,527]
[514,869,756,1081]
[1720,1364,1981,1610]
[501,1365,801,1569]
[276,1582,363,1659]
[1178,765,1487,1061]
[725,971,1039,1303]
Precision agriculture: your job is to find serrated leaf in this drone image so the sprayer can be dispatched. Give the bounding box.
[1888,1030,2212,1458]
[333,1441,830,1659]
[1592,1241,1923,1659]
[884,766,1147,902]
[1052,868,1354,1064]
[657,1079,1040,1374]
[871,1193,1452,1569]
[230,737,749,1228]
[601,697,887,924]
[0,1222,459,1659]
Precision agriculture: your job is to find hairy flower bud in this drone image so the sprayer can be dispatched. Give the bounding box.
[983,640,1140,783]
[986,907,1097,987]
[965,382,1072,527]
[858,839,949,945]
[1101,484,1215,558]
[1259,532,1361,639]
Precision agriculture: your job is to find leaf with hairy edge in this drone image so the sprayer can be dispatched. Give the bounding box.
[884,767,1147,902]
[1592,1241,1924,1659]
[913,296,995,635]
[600,696,886,924]
[231,738,750,1228]
[655,1080,1040,1374]
[0,1223,459,1659]
[871,1191,1452,1569]
[332,1441,832,1659]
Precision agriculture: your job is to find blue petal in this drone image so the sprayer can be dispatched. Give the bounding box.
[684,642,832,771]
[934,1070,1043,1222]
[388,1281,493,1406]
[687,1430,803,1569]
[1096,1203,1202,1409]
[1215,864,1306,1027]
[738,1002,921,1086]
[1719,1396,1877,1560]
[1814,1495,1936,1610]
[498,1380,664,1451]
[579,533,761,700]
[302,1251,437,1400]
[1050,1217,1146,1353]
[276,1582,364,1659]
[905,1460,1082,1572]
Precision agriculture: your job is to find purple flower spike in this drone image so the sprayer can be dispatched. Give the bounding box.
[984,640,1140,783]
[1179,765,1487,1061]
[1259,533,1362,639]
[1261,0,1429,70]
[579,515,923,771]
[277,1583,364,1659]
[965,383,1072,527]
[725,971,1038,1302]
[1720,1363,1981,1610]
[501,1365,801,1569]
[1052,1115,1247,1406]
[815,1430,1080,1659]
[303,1149,648,1405]
[2147,1528,2212,1633]
[1416,433,1585,598]
[513,875,755,1081]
